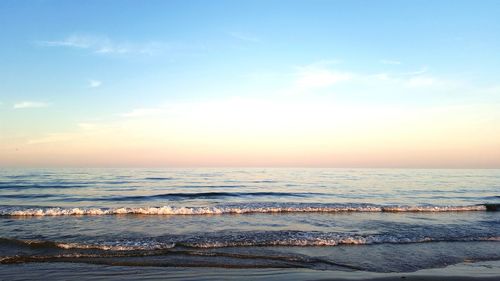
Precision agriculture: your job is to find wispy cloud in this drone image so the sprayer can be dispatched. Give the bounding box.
[13,101,50,109]
[228,32,261,43]
[88,79,102,88]
[295,63,352,90]
[401,67,428,76]
[37,34,168,56]
[372,66,430,81]
[370,68,451,89]
[380,59,402,65]
[285,61,457,96]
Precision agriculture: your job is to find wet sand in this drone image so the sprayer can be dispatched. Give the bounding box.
[0,260,499,281]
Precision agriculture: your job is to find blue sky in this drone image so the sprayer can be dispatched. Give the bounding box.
[1,0,499,167]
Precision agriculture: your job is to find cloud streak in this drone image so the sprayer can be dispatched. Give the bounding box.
[38,34,167,56]
[13,101,50,109]
[294,63,352,90]
[88,79,102,88]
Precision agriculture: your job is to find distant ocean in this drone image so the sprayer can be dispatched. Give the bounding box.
[1,168,499,279]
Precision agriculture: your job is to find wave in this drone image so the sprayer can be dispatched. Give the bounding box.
[88,191,322,201]
[0,191,323,201]
[1,231,499,251]
[0,202,495,216]
[0,237,364,270]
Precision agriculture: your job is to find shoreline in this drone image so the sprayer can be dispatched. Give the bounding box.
[0,260,499,280]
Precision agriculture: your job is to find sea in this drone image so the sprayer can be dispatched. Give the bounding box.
[0,168,499,280]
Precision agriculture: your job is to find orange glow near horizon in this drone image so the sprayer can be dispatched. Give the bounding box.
[2,99,499,168]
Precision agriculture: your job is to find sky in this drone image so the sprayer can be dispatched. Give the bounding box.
[0,0,499,168]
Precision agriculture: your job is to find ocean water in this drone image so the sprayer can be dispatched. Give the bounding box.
[0,168,499,277]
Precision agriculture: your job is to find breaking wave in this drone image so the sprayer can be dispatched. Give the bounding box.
[0,202,495,216]
[1,231,499,251]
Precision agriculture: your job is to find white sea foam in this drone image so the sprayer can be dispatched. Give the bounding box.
[3,230,498,251]
[0,203,488,216]
[55,241,175,251]
[43,234,500,250]
[188,236,500,248]
[380,205,487,212]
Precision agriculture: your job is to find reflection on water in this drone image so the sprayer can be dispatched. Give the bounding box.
[0,168,499,273]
